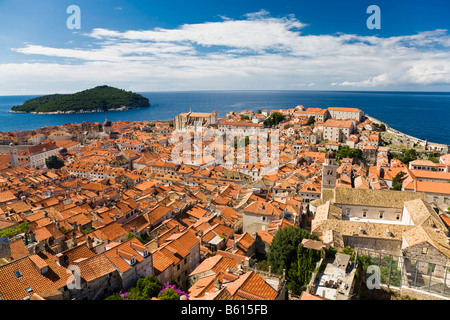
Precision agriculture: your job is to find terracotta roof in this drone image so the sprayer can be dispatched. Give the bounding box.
[323,119,353,128]
[0,252,70,300]
[243,201,283,216]
[75,253,116,282]
[0,190,16,203]
[300,292,329,300]
[9,238,30,260]
[404,180,450,195]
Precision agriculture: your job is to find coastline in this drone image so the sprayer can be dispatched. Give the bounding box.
[8,104,150,115]
[366,114,449,151]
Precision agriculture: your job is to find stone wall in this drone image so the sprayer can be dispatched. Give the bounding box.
[243,212,279,234]
[345,235,402,254]
[0,237,11,259]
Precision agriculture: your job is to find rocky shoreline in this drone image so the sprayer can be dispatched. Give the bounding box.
[8,104,150,115]
[366,114,449,152]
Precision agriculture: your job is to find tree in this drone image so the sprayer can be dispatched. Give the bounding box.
[240,115,250,120]
[105,293,122,300]
[392,171,406,191]
[0,222,29,238]
[264,112,286,128]
[157,287,180,300]
[296,244,323,290]
[307,116,315,126]
[336,145,362,160]
[126,232,146,245]
[127,275,162,300]
[267,226,319,293]
[341,246,356,260]
[45,155,65,169]
[392,149,417,165]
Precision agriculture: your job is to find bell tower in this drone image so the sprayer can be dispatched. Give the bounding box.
[321,150,338,193]
[9,143,19,167]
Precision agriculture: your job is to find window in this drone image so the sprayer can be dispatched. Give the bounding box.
[143,249,148,257]
[261,216,266,222]
[362,211,367,218]
[396,214,400,220]
[14,271,23,278]
[379,212,384,219]
[422,247,428,254]
[184,258,187,265]
[177,264,180,271]
[25,287,33,294]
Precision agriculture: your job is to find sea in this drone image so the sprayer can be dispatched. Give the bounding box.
[0,90,449,145]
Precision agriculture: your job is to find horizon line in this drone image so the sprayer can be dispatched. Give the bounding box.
[2,88,450,97]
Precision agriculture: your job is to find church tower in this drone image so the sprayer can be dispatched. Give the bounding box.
[9,143,19,167]
[321,150,338,193]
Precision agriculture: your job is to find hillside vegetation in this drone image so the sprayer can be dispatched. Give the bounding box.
[11,86,150,113]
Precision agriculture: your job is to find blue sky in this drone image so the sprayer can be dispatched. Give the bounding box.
[0,0,449,94]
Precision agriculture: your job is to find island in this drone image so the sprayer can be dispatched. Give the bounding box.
[9,85,150,114]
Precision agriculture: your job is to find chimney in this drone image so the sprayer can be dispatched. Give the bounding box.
[56,252,65,266]
[214,279,223,290]
[268,265,272,275]
[86,236,93,249]
[71,231,77,247]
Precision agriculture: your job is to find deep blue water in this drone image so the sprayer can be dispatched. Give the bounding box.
[0,90,449,145]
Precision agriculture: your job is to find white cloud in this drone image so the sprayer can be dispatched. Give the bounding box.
[2,11,450,94]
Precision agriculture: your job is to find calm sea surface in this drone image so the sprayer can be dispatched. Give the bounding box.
[0,90,449,145]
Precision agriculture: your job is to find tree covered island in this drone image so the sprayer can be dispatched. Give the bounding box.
[10,85,150,114]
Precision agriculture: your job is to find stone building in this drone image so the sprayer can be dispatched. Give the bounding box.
[327,107,364,123]
[173,110,218,131]
[242,201,285,234]
[310,188,448,255]
[322,119,355,143]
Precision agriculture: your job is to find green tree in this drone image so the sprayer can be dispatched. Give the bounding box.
[341,246,356,260]
[267,226,319,293]
[392,171,406,191]
[0,222,29,238]
[45,155,65,169]
[157,287,180,300]
[306,116,315,126]
[105,293,122,300]
[336,145,362,160]
[126,232,146,244]
[392,149,417,165]
[240,115,250,120]
[296,244,323,290]
[127,275,162,300]
[264,112,286,128]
